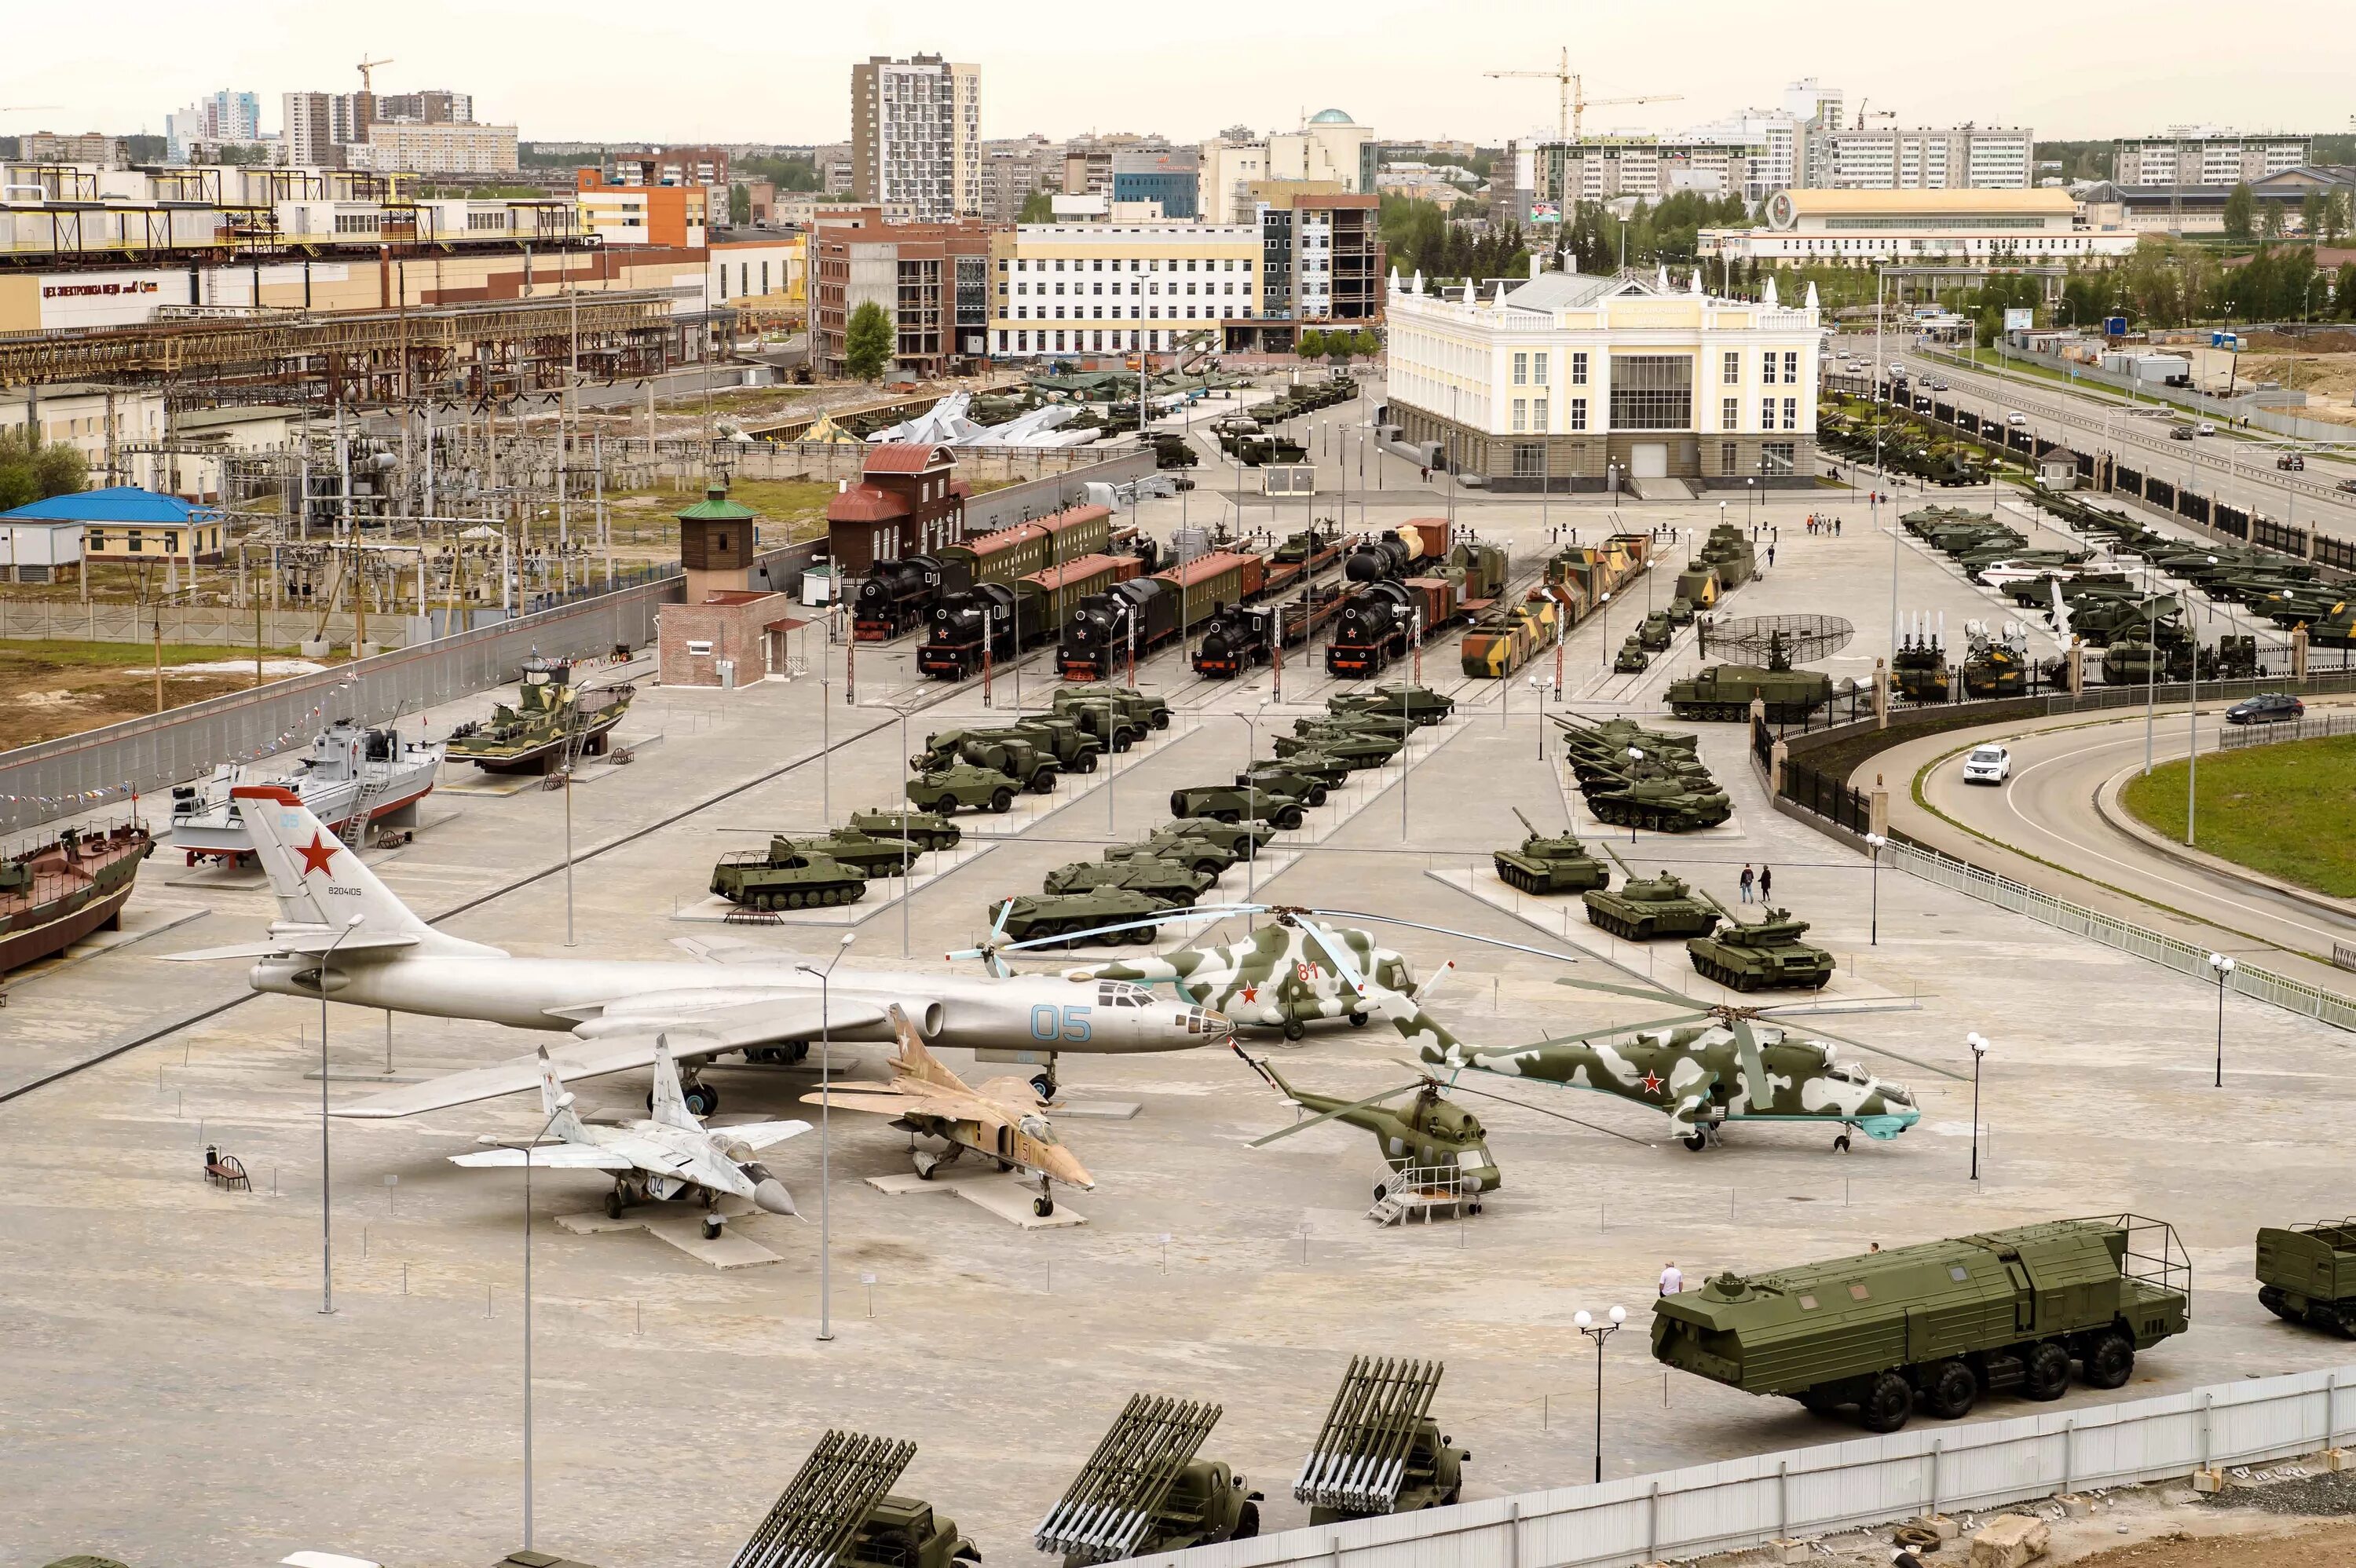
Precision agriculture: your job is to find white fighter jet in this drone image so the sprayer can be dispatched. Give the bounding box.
[452,1037,811,1238]
[164,785,1231,1117]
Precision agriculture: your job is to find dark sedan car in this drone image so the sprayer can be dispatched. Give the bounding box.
[2226,693,2305,725]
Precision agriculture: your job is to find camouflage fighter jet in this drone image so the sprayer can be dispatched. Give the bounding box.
[1369,973,1954,1153]
[803,1003,1094,1216]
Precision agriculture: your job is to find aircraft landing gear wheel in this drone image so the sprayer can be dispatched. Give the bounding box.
[1282,1018,1306,1041]
[683,1083,719,1117]
[1834,1133,1852,1153]
[701,1214,724,1241]
[1348,1012,1369,1029]
[1030,1073,1057,1102]
[1683,1131,1708,1152]
[605,1189,624,1220]
[1033,1195,1055,1218]
[913,1151,939,1180]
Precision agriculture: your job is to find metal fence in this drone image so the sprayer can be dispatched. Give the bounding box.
[1780,761,1873,836]
[1132,1365,2356,1568]
[2219,707,2356,751]
[1885,838,2356,1033]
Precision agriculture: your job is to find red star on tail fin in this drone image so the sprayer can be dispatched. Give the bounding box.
[295,832,340,878]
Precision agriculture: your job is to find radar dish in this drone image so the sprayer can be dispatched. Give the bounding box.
[1702,615,1855,666]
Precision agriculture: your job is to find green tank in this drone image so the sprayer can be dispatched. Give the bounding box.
[1329,684,1456,726]
[1249,749,1352,788]
[710,843,869,910]
[1300,709,1418,741]
[1493,807,1609,894]
[1271,728,1401,769]
[1169,783,1306,831]
[1614,635,1652,673]
[1584,761,1734,833]
[849,807,961,852]
[1237,763,1331,807]
[1686,903,1834,991]
[1044,854,1216,903]
[763,828,924,876]
[1652,1216,2190,1432]
[1556,711,1700,761]
[1582,845,1723,940]
[906,763,1020,815]
[913,729,1060,793]
[1665,661,1835,722]
[994,886,1174,945]
[1638,611,1675,650]
[2257,1220,2356,1337]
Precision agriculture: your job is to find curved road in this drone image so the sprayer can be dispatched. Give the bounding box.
[1859,703,2356,989]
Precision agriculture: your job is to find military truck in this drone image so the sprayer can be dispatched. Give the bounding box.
[2257,1220,2356,1336]
[1169,783,1306,831]
[1329,684,1455,726]
[1583,846,1723,940]
[1652,1215,2191,1432]
[1044,856,1218,904]
[710,844,869,910]
[1055,683,1173,745]
[906,763,1020,815]
[1614,635,1652,674]
[1686,902,1834,990]
[850,807,961,852]
[1035,1395,1261,1567]
[993,887,1173,945]
[913,729,1060,793]
[841,1495,981,1568]
[1494,808,1609,895]
[1295,1358,1467,1525]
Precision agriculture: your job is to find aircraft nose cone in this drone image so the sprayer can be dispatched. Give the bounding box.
[753,1179,798,1216]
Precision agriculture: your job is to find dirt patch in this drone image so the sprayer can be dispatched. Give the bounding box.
[2061,1519,2356,1566]
[0,641,326,752]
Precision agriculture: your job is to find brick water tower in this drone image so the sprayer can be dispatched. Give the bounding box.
[658,481,803,688]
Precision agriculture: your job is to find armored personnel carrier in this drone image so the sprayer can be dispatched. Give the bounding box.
[1638,611,1675,651]
[1614,635,1651,673]
[1582,846,1723,940]
[709,844,869,910]
[1584,760,1734,832]
[1652,1216,2190,1431]
[1044,855,1216,904]
[2257,1219,2356,1337]
[1328,684,1455,726]
[1271,727,1401,770]
[1107,829,1240,879]
[905,763,1019,815]
[1128,817,1275,861]
[1238,762,1332,808]
[849,807,960,852]
[1663,594,1698,627]
[1169,783,1306,831]
[993,886,1173,945]
[1493,808,1609,895]
[1686,902,1834,991]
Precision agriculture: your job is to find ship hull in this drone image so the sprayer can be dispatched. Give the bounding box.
[452,705,628,773]
[0,874,139,974]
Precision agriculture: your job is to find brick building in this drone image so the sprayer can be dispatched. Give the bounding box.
[810,208,999,378]
[823,443,969,573]
[657,484,803,688]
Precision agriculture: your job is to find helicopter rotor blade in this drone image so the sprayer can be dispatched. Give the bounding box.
[1428,1076,1655,1148]
[1554,974,1694,1004]
[1249,1081,1431,1147]
[1290,916,1369,998]
[948,902,1264,963]
[1799,1024,1969,1082]
[1298,908,1588,967]
[1526,1011,1714,1047]
[1729,1014,1770,1106]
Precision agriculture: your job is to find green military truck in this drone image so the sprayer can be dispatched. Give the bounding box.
[2257,1220,2356,1337]
[1652,1215,2190,1432]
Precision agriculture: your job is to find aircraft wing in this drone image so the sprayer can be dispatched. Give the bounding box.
[448,1145,637,1170]
[975,1076,1047,1109]
[717,1119,814,1151]
[160,932,422,962]
[800,1087,934,1118]
[333,996,891,1120]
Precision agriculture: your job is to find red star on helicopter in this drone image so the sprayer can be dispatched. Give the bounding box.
[1639,1070,1665,1095]
[1238,984,1257,1003]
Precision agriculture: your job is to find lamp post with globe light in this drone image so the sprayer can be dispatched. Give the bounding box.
[796,930,857,1341]
[2208,953,2236,1087]
[1574,1305,1626,1483]
[1967,1033,1989,1182]
[1864,833,1886,945]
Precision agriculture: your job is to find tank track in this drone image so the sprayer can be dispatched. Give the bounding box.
[1584,904,1656,941]
[733,882,869,912]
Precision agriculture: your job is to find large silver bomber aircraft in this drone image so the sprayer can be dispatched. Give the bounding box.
[166,785,1231,1117]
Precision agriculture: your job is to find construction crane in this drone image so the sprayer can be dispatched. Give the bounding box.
[356,57,394,94]
[1484,49,1682,144]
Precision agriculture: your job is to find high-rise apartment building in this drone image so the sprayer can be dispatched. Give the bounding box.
[166,90,263,161]
[2112,128,2311,187]
[373,91,474,126]
[282,93,338,166]
[1819,125,2033,190]
[850,54,981,221]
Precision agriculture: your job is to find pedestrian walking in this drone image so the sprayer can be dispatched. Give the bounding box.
[1766,543,1776,568]
[1420,464,1430,483]
[1835,517,1842,537]
[1739,864,1755,903]
[1759,864,1774,902]
[1659,1260,1684,1296]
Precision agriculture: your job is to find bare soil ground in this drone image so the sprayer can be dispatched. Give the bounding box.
[0,640,330,751]
[2061,1519,2356,1566]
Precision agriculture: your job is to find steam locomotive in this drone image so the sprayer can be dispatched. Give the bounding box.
[1325,577,1460,677]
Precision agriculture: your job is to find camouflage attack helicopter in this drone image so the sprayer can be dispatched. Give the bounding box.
[1379,972,1954,1153]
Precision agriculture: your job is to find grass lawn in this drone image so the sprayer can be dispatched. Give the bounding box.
[2120,734,2356,898]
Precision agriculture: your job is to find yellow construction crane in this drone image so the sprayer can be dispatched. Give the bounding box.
[356,57,394,94]
[1485,49,1682,144]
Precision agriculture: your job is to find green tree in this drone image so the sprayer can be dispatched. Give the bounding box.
[729,184,751,225]
[1324,331,1359,364]
[1295,327,1328,360]
[843,301,894,382]
[2339,261,2356,320]
[2223,181,2255,241]
[0,429,89,512]
[2260,199,2286,240]
[2303,188,2329,240]
[1018,188,1055,223]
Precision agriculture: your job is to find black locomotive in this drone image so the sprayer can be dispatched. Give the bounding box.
[854,554,950,641]
[1326,581,1422,675]
[917,583,1022,679]
[1193,603,1278,677]
[1058,580,1184,681]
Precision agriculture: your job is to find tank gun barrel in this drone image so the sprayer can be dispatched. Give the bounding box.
[1512,806,1538,836]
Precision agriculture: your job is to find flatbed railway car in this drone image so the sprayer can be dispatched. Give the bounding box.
[1261,528,1343,598]
[918,550,1142,679]
[1059,549,1268,680]
[1326,577,1458,677]
[853,554,951,641]
[1450,540,1510,615]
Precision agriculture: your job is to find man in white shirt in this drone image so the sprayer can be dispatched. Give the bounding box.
[1659,1261,1684,1296]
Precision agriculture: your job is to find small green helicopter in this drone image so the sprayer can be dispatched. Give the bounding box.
[1236,1045,1501,1203]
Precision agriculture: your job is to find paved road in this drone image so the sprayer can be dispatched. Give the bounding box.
[1863,703,2356,991]
[1831,333,2356,546]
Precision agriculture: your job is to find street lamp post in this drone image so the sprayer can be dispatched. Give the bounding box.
[1864,832,1886,945]
[796,931,857,1341]
[318,911,366,1315]
[1572,1306,1626,1483]
[1966,1032,1989,1182]
[518,1087,573,1552]
[1528,674,1546,758]
[2208,953,2236,1087]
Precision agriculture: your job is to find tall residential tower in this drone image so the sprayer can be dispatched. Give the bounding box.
[851,54,982,221]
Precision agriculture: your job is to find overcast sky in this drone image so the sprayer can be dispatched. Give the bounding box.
[12,0,2354,148]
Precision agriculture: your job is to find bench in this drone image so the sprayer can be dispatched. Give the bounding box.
[204,1153,251,1192]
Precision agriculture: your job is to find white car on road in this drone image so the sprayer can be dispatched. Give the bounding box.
[1962,744,2013,785]
[2007,411,2029,426]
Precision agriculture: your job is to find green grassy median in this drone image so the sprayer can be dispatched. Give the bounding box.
[2120,734,2356,898]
